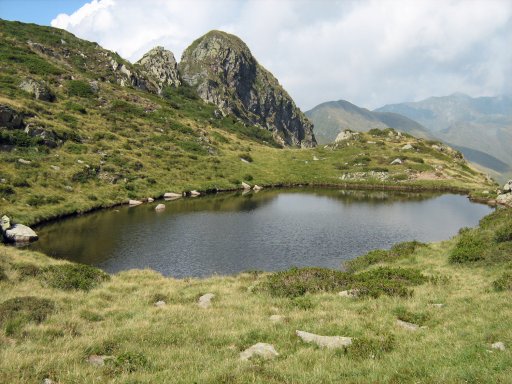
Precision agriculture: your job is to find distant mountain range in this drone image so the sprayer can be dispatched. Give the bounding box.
[308,94,512,181]
[305,100,431,144]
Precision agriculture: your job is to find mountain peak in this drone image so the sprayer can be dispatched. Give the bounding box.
[136,46,181,93]
[179,30,316,147]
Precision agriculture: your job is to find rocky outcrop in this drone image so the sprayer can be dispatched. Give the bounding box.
[19,79,55,102]
[179,30,316,148]
[137,47,181,93]
[497,180,512,207]
[296,330,352,349]
[1,215,38,243]
[0,105,25,129]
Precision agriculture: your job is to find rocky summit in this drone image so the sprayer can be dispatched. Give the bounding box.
[136,46,181,94]
[178,30,316,148]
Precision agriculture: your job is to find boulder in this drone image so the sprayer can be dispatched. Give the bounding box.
[24,125,59,148]
[502,180,512,193]
[241,181,251,190]
[491,341,506,351]
[155,204,166,211]
[136,46,181,93]
[296,330,352,349]
[2,218,38,243]
[253,185,263,191]
[402,144,414,150]
[313,156,319,161]
[198,293,214,308]
[338,289,359,298]
[19,79,55,102]
[164,192,182,199]
[154,300,166,307]
[396,319,419,331]
[147,197,154,203]
[497,193,512,207]
[390,158,402,165]
[129,199,143,206]
[18,158,31,164]
[240,343,279,361]
[190,190,200,197]
[0,105,25,129]
[335,130,355,142]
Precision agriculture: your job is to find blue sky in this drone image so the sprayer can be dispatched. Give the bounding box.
[0,0,86,25]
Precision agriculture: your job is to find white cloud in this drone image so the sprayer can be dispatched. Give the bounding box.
[52,0,512,110]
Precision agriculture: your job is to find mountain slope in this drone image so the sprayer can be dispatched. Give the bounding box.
[179,30,316,148]
[375,94,512,175]
[306,100,431,144]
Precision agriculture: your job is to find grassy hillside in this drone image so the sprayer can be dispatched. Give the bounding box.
[0,20,494,226]
[1,207,511,383]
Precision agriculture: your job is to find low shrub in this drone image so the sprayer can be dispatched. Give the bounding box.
[493,272,512,292]
[0,266,7,281]
[345,241,425,272]
[112,351,150,373]
[393,306,430,325]
[67,80,95,98]
[40,263,110,291]
[449,231,486,263]
[12,263,41,279]
[346,334,395,359]
[495,226,512,243]
[0,296,56,333]
[71,166,99,183]
[80,310,104,322]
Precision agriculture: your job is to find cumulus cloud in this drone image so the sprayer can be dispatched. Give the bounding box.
[52,0,512,110]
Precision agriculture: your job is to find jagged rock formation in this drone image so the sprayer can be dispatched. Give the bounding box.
[136,46,181,93]
[178,30,316,148]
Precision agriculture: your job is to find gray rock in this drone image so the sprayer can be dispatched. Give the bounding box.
[430,303,445,308]
[502,180,512,193]
[179,30,316,148]
[335,130,355,142]
[164,192,182,200]
[42,379,55,384]
[24,125,59,148]
[402,144,414,150]
[137,46,181,93]
[154,300,166,307]
[190,190,200,197]
[338,289,359,298]
[147,197,154,203]
[19,79,55,102]
[497,193,512,207]
[198,293,214,308]
[3,222,38,243]
[253,185,263,191]
[396,319,419,331]
[491,341,506,351]
[0,105,25,129]
[241,181,251,190]
[155,203,166,211]
[240,343,279,361]
[87,355,112,366]
[296,330,352,349]
[1,215,10,232]
[50,165,60,171]
[18,158,31,164]
[129,199,143,206]
[390,158,402,165]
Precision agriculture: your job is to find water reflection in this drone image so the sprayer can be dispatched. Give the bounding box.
[30,189,492,277]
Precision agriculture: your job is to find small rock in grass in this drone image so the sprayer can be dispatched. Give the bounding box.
[155,204,166,211]
[313,156,319,161]
[396,319,419,331]
[296,330,352,349]
[42,379,55,384]
[154,300,166,307]
[240,343,279,361]
[338,289,359,298]
[491,342,506,351]
[430,303,445,308]
[269,315,285,322]
[390,158,402,165]
[50,165,60,171]
[18,158,31,164]
[198,293,214,308]
[87,355,112,366]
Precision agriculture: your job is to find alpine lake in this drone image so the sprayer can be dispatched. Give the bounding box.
[30,188,493,278]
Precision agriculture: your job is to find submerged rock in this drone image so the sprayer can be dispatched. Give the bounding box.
[240,343,279,361]
[296,330,352,349]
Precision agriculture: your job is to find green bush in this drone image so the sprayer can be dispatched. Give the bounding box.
[0,296,56,331]
[495,226,512,243]
[71,166,99,183]
[12,263,41,279]
[393,306,430,325]
[67,80,95,98]
[0,184,15,198]
[346,334,395,359]
[493,272,512,292]
[80,310,104,322]
[64,101,87,114]
[40,263,110,291]
[449,231,486,263]
[112,351,150,373]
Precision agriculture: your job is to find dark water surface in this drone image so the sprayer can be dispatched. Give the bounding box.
[30,189,493,277]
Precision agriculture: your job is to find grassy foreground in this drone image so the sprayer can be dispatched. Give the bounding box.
[1,208,511,383]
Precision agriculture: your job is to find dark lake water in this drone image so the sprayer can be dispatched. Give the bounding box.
[30,189,493,278]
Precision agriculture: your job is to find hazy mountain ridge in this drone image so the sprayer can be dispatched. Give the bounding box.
[305,100,431,144]
[375,94,512,177]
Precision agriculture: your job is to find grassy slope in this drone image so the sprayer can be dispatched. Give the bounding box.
[0,20,495,226]
[1,209,511,383]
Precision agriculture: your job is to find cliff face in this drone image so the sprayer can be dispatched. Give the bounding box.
[136,46,181,94]
[178,30,316,148]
